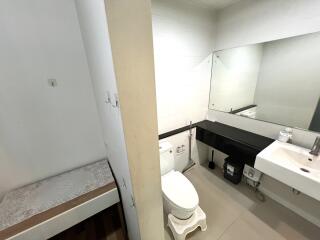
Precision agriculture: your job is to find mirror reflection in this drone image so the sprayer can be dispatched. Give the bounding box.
[209,32,320,132]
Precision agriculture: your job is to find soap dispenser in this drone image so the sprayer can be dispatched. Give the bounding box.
[278,128,293,143]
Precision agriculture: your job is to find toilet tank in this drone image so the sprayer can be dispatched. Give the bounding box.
[159,141,175,176]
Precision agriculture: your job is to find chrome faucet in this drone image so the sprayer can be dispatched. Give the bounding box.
[310,136,320,156]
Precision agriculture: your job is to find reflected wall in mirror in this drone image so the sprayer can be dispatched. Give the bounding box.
[209,31,320,133]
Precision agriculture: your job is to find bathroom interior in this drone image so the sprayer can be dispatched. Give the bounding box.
[0,0,320,239]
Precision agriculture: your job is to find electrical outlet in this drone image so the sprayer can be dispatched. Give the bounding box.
[176,144,185,154]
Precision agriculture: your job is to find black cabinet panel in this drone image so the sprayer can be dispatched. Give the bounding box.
[196,121,274,167]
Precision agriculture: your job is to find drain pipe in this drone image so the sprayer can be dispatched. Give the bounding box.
[182,121,196,173]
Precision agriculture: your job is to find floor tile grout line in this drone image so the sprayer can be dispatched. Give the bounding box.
[215,217,238,240]
[165,165,320,240]
[216,209,248,240]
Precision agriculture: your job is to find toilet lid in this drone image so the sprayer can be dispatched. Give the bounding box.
[161,171,199,210]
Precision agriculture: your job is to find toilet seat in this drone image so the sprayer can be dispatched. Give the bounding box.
[161,171,199,211]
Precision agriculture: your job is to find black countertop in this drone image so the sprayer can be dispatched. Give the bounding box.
[196,120,274,166]
[157,120,274,166]
[196,120,274,151]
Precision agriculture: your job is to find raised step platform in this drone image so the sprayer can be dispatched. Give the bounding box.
[168,206,207,240]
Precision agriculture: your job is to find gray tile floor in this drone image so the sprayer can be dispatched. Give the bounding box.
[164,165,320,240]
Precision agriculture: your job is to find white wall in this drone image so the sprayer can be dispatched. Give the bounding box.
[215,0,320,50]
[0,0,106,197]
[210,44,262,111]
[152,0,215,134]
[161,128,208,173]
[254,32,320,129]
[74,1,140,239]
[152,0,215,171]
[208,0,320,227]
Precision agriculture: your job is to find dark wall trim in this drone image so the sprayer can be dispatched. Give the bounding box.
[230,104,257,114]
[158,122,201,140]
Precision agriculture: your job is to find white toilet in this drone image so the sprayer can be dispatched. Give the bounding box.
[159,141,199,219]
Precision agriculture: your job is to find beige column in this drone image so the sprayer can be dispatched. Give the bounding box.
[104,0,164,239]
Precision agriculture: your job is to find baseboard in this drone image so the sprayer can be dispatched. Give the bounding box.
[259,186,320,228]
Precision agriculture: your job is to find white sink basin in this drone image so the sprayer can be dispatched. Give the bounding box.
[255,140,320,201]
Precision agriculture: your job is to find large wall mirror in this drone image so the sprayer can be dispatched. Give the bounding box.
[209,31,320,133]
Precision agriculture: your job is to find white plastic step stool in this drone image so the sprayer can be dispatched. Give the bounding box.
[167,206,207,240]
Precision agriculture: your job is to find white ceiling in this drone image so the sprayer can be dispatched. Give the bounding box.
[186,0,242,10]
